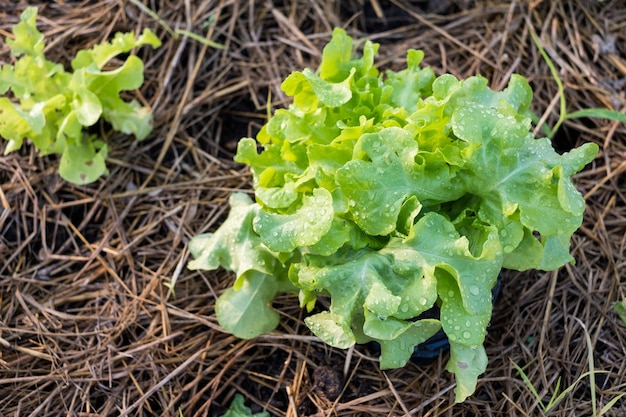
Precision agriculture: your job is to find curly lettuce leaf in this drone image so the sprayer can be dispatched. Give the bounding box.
[318,28,354,81]
[5,7,44,57]
[302,67,354,107]
[336,127,465,235]
[385,212,500,400]
[70,70,103,127]
[83,56,154,140]
[0,98,37,152]
[253,188,334,252]
[292,212,501,373]
[188,193,278,277]
[296,246,441,357]
[215,270,287,339]
[446,343,488,403]
[188,193,295,338]
[446,74,599,269]
[318,27,379,82]
[385,49,435,112]
[0,53,67,99]
[71,28,161,70]
[373,317,442,369]
[392,213,503,318]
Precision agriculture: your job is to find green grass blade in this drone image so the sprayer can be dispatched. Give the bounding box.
[575,317,597,416]
[513,362,549,413]
[544,376,563,411]
[127,0,176,38]
[599,393,626,416]
[175,29,225,49]
[565,108,626,123]
[545,371,595,411]
[528,25,566,139]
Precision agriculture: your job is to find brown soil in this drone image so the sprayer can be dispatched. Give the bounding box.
[1,1,625,416]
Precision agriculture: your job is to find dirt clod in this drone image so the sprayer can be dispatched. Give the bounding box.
[312,365,344,401]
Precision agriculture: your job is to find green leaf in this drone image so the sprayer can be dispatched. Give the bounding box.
[502,227,544,271]
[253,188,334,252]
[301,67,354,108]
[296,242,444,358]
[57,110,84,145]
[0,98,33,152]
[305,311,356,349]
[188,193,295,339]
[395,196,422,236]
[58,135,108,185]
[219,394,270,417]
[235,136,308,197]
[215,270,284,339]
[336,127,464,236]
[281,72,319,113]
[318,28,355,81]
[446,343,488,403]
[188,193,279,277]
[384,213,500,395]
[297,248,414,347]
[71,28,162,70]
[437,274,492,347]
[364,281,402,319]
[538,234,576,270]
[307,217,362,256]
[447,75,598,268]
[0,55,67,99]
[82,56,153,140]
[385,49,435,112]
[254,182,299,209]
[6,7,44,57]
[104,99,153,141]
[613,299,626,326]
[368,315,442,369]
[389,213,502,316]
[70,71,103,126]
[565,107,626,123]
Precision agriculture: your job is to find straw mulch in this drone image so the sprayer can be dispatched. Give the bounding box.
[1,0,625,416]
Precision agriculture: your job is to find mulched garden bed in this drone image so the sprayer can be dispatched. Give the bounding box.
[1,1,625,415]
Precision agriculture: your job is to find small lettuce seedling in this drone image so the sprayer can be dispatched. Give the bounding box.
[188,28,598,402]
[0,7,161,184]
[219,394,269,417]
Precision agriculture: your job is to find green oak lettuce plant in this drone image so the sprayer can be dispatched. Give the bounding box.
[0,7,161,184]
[188,28,598,402]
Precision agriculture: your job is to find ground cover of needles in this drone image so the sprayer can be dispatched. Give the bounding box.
[1,1,625,416]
